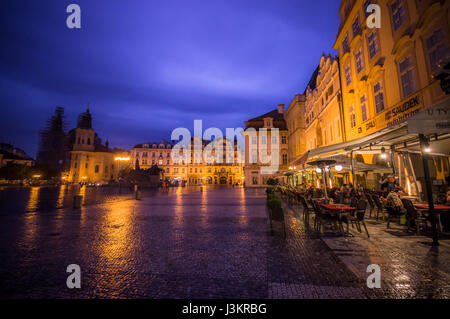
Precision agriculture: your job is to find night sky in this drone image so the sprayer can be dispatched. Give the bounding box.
[0,0,340,157]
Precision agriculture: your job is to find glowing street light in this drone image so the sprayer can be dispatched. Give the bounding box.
[380,147,387,159]
[32,174,41,178]
[114,156,130,161]
[335,165,343,171]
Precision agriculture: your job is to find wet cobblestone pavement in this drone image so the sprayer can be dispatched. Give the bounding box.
[0,187,448,298]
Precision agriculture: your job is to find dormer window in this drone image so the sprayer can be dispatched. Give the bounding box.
[264,118,273,128]
[143,144,149,148]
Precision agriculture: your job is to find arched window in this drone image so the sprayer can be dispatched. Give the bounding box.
[87,138,91,145]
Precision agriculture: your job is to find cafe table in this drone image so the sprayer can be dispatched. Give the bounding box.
[319,203,356,212]
[414,203,450,211]
[319,203,355,235]
[414,203,450,234]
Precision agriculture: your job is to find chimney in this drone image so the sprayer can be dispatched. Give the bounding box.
[277,104,285,114]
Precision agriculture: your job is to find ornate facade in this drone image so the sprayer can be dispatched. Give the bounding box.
[66,108,129,183]
[131,137,243,185]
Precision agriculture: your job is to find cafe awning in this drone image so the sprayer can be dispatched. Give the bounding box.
[291,123,408,166]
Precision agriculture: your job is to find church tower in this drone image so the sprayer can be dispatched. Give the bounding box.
[72,107,96,151]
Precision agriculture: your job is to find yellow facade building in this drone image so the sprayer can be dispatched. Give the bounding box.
[131,137,243,186]
[335,0,449,141]
[283,0,449,191]
[285,94,307,164]
[243,105,289,187]
[304,55,345,152]
[66,109,130,183]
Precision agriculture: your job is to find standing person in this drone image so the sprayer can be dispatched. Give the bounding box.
[379,174,389,191]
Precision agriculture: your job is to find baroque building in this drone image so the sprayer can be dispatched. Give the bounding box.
[242,105,289,187]
[304,55,345,152]
[130,137,243,185]
[65,108,129,183]
[335,0,449,141]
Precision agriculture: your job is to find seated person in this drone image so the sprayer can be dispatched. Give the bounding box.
[386,189,406,214]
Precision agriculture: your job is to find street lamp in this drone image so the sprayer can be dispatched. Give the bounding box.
[380,147,387,159]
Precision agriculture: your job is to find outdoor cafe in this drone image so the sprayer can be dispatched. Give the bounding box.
[281,103,450,245]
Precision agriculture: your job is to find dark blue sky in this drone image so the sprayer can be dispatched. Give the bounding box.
[0,0,340,157]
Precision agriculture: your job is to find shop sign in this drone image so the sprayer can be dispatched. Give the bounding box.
[385,95,423,127]
[408,101,450,134]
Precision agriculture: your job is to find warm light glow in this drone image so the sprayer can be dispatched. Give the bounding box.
[329,178,332,188]
[424,147,431,153]
[32,174,41,178]
[81,176,87,179]
[316,179,320,188]
[381,153,387,159]
[406,179,411,196]
[62,176,67,180]
[114,156,130,161]
[335,165,343,171]
[316,168,322,173]
[289,166,293,170]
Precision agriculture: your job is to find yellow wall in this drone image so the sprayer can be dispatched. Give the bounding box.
[304,55,345,152]
[285,94,307,163]
[68,151,129,183]
[334,0,450,143]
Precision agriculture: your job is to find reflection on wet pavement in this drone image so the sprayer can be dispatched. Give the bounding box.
[0,187,448,298]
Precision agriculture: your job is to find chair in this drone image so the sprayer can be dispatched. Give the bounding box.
[298,195,313,224]
[311,200,341,233]
[385,200,406,229]
[372,195,384,221]
[365,193,375,218]
[344,199,369,237]
[402,198,429,234]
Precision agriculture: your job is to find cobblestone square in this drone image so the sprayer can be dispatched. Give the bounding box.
[0,187,449,298]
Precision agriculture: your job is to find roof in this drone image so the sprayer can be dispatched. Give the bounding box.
[133,139,174,148]
[304,65,320,94]
[0,150,33,161]
[245,108,287,130]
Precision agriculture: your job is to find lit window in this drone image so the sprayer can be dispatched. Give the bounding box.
[281,136,287,144]
[282,154,288,165]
